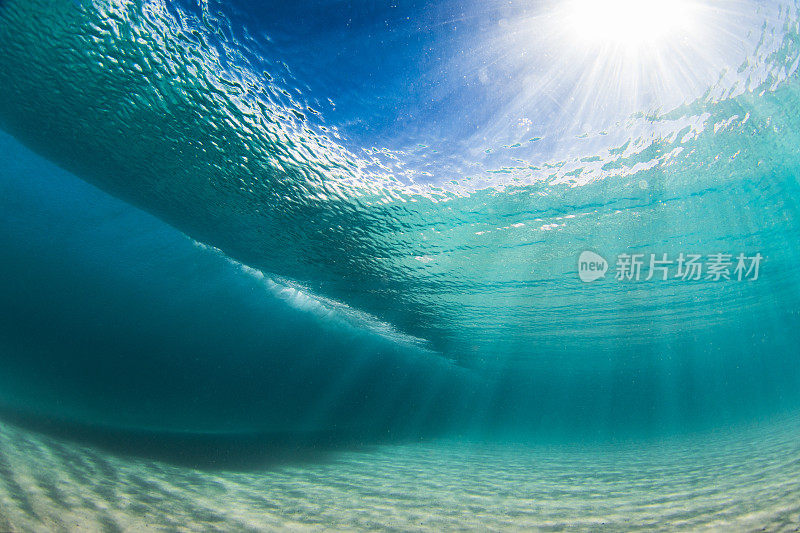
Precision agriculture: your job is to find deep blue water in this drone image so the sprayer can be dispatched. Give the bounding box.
[1,0,800,529]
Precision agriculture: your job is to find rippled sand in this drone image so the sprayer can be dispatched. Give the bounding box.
[0,418,799,531]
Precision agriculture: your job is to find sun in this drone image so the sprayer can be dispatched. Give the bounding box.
[564,0,698,48]
[531,0,712,125]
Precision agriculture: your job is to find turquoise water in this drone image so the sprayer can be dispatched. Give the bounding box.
[1,0,800,530]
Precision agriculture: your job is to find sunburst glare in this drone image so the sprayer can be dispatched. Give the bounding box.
[564,0,699,47]
[453,0,781,168]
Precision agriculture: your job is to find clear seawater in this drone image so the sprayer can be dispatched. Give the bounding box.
[1,0,800,530]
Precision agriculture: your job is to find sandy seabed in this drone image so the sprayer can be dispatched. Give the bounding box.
[0,417,799,532]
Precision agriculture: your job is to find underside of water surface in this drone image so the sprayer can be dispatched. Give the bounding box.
[1,0,800,530]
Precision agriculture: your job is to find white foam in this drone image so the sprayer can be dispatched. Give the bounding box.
[192,240,434,352]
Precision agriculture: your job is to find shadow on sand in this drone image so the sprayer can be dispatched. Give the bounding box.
[0,405,391,472]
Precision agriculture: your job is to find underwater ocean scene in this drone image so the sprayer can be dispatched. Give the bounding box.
[2,0,800,530]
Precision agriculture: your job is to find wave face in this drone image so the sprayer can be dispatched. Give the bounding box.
[1,0,800,441]
[0,128,480,436]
